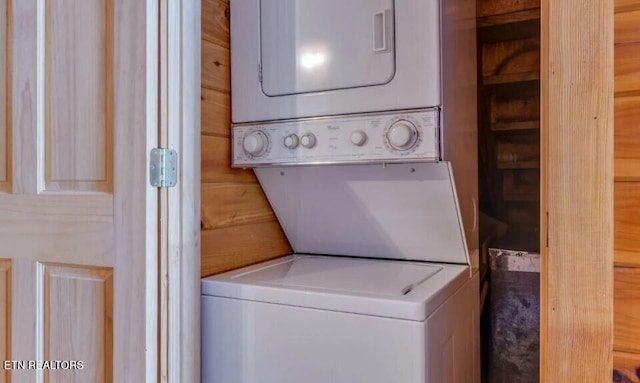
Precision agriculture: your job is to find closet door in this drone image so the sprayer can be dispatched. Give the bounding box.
[0,0,159,382]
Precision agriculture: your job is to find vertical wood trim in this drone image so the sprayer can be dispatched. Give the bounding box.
[166,1,201,382]
[113,0,158,381]
[104,0,114,193]
[541,0,614,381]
[0,260,11,383]
[158,0,169,381]
[0,0,10,193]
[35,0,44,194]
[36,262,44,383]
[4,0,9,193]
[540,0,549,377]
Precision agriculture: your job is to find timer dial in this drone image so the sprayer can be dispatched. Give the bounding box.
[386,120,419,151]
[242,131,269,157]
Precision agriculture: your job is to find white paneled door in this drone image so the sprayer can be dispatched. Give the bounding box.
[0,0,161,382]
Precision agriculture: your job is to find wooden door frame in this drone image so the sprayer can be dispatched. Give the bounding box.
[161,0,201,382]
[541,0,614,380]
[114,1,161,381]
[115,1,171,380]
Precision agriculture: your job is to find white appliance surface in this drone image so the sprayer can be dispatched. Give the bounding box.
[231,255,441,295]
[201,254,470,321]
[231,0,442,122]
[254,162,470,265]
[201,266,480,383]
[260,0,396,96]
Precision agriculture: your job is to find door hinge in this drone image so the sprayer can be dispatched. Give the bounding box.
[150,148,178,188]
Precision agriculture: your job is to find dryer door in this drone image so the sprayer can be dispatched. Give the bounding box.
[260,0,396,96]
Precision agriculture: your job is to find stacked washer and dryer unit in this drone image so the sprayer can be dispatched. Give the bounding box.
[202,0,479,382]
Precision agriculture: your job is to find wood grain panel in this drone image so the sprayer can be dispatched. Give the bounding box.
[477,8,540,27]
[201,87,230,137]
[201,39,230,93]
[615,95,640,166]
[10,260,37,381]
[11,0,40,195]
[0,0,7,192]
[616,0,640,13]
[201,135,255,183]
[45,0,113,192]
[482,38,540,78]
[616,9,640,44]
[615,43,640,95]
[200,3,292,280]
[615,182,640,267]
[617,158,640,181]
[614,182,640,267]
[477,0,540,17]
[43,264,113,383]
[201,220,290,277]
[0,260,10,383]
[614,351,640,382]
[615,267,640,353]
[541,0,614,380]
[0,195,113,266]
[491,90,540,124]
[614,94,640,180]
[202,0,229,48]
[201,183,276,230]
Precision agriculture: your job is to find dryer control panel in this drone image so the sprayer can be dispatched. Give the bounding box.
[231,109,439,167]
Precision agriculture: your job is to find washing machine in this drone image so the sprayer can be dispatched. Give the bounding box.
[202,0,479,381]
[202,162,480,383]
[202,255,479,383]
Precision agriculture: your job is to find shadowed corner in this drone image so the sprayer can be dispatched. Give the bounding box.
[612,366,640,383]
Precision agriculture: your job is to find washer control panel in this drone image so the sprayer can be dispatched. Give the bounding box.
[232,109,439,167]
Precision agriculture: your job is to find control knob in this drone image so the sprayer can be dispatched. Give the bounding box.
[242,131,268,157]
[350,130,367,146]
[300,134,317,149]
[386,120,419,151]
[284,134,299,149]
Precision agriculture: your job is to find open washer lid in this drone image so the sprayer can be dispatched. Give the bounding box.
[255,162,470,265]
[201,255,470,321]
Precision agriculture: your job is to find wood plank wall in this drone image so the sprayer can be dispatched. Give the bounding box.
[614,0,640,380]
[200,0,291,277]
